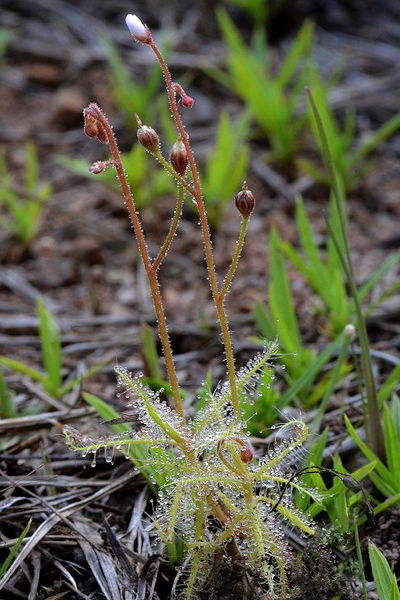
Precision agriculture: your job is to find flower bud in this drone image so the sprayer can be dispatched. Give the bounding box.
[125,14,152,44]
[181,95,195,109]
[84,114,98,138]
[240,444,254,463]
[170,139,188,175]
[89,160,114,175]
[135,115,160,154]
[96,123,108,144]
[137,125,160,154]
[234,182,255,218]
[344,323,356,342]
[83,109,108,144]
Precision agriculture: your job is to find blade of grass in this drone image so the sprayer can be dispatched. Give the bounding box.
[0,518,32,579]
[307,87,385,459]
[37,297,62,396]
[369,542,400,600]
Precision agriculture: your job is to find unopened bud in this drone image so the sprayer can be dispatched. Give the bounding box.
[234,182,255,218]
[344,323,356,342]
[136,115,160,154]
[96,123,108,144]
[89,160,114,175]
[170,139,188,175]
[125,14,152,44]
[84,114,98,138]
[83,108,108,144]
[342,475,361,493]
[181,95,195,109]
[240,444,254,463]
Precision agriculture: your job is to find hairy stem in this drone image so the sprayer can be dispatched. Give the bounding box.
[150,42,240,418]
[92,106,183,419]
[219,217,249,301]
[156,153,195,196]
[153,184,184,271]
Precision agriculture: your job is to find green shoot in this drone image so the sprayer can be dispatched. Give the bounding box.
[0,143,51,246]
[307,87,384,459]
[0,519,32,580]
[282,196,400,336]
[368,542,400,600]
[0,369,17,419]
[210,11,313,163]
[345,400,400,499]
[301,64,400,189]
[202,110,250,227]
[0,298,103,399]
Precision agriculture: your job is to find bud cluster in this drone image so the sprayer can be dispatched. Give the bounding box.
[83,106,108,144]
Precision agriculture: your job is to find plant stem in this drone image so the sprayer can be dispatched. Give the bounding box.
[156,153,195,197]
[153,184,184,271]
[150,42,240,418]
[219,217,249,301]
[92,105,184,420]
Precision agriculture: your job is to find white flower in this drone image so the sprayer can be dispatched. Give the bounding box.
[125,14,151,44]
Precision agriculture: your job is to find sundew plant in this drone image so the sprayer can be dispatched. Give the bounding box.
[64,14,320,598]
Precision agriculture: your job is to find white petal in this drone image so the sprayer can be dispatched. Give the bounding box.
[125,14,147,40]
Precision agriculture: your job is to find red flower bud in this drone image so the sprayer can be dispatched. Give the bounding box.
[96,123,108,144]
[240,444,254,463]
[136,115,160,154]
[84,114,98,138]
[170,139,188,175]
[83,108,108,144]
[234,182,255,218]
[181,95,195,109]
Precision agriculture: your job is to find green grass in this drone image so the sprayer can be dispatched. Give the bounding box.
[0,519,32,580]
[0,143,51,246]
[208,10,313,163]
[300,64,400,190]
[369,542,400,600]
[0,298,103,399]
[201,110,250,226]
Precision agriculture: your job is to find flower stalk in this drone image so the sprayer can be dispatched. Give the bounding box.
[83,104,184,420]
[149,40,241,418]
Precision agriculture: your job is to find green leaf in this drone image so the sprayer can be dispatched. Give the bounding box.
[383,403,400,477]
[378,365,400,407]
[277,333,344,410]
[140,323,162,381]
[253,300,277,339]
[0,356,45,384]
[37,297,62,396]
[268,228,301,354]
[344,415,398,493]
[0,369,16,418]
[369,542,399,600]
[0,518,32,579]
[82,391,169,491]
